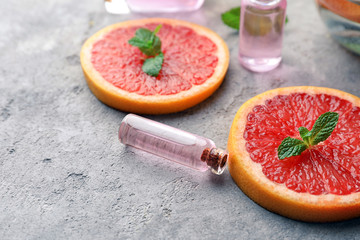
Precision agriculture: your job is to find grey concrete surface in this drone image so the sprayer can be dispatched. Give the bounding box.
[1,0,360,239]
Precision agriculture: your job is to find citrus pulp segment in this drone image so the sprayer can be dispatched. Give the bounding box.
[228,86,360,222]
[80,18,229,114]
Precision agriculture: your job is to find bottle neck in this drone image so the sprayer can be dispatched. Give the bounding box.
[248,0,282,7]
[201,148,228,175]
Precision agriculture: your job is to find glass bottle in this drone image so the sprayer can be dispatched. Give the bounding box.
[119,114,228,175]
[105,0,204,14]
[126,0,204,12]
[238,0,287,72]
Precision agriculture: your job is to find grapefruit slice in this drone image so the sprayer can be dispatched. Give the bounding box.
[80,18,229,114]
[228,86,360,222]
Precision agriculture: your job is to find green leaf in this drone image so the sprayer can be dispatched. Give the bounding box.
[278,111,339,160]
[128,37,149,48]
[277,137,308,160]
[307,112,339,145]
[129,26,162,56]
[153,24,162,35]
[149,35,162,55]
[298,126,311,145]
[221,6,289,30]
[221,7,240,30]
[128,25,164,76]
[135,28,153,42]
[139,40,160,56]
[142,53,164,77]
[299,127,309,138]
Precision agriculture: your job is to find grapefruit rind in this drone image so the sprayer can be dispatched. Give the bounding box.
[80,18,229,114]
[317,0,360,23]
[228,86,360,222]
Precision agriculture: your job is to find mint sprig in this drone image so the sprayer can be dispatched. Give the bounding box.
[277,112,339,160]
[221,6,289,30]
[128,25,163,77]
[221,7,241,30]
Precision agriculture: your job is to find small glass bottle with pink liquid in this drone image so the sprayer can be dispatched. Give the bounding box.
[239,0,287,72]
[119,114,228,175]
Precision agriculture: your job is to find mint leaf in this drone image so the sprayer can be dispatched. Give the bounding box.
[307,112,339,145]
[142,53,164,77]
[148,25,162,54]
[150,35,161,55]
[135,28,153,43]
[298,127,311,145]
[278,111,339,160]
[128,37,150,49]
[278,137,308,160]
[128,25,164,76]
[140,37,161,56]
[221,6,289,30]
[153,24,162,35]
[129,26,162,56]
[221,7,240,30]
[299,127,309,139]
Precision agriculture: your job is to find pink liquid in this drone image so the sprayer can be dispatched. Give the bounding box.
[239,0,287,72]
[119,114,228,173]
[126,0,204,12]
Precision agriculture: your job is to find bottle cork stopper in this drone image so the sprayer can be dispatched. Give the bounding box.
[201,148,228,175]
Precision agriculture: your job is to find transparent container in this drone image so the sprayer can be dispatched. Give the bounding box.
[316,0,360,55]
[105,0,204,14]
[119,114,228,175]
[239,0,287,72]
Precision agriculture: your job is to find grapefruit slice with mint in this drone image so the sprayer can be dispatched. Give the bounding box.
[228,86,360,222]
[80,18,229,114]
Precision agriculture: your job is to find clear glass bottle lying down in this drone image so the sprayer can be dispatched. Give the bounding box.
[119,114,228,175]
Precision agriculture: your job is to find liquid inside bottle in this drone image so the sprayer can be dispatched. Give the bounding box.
[119,114,228,175]
[239,0,287,72]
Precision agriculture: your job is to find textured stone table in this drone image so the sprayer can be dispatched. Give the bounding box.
[1,0,360,239]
